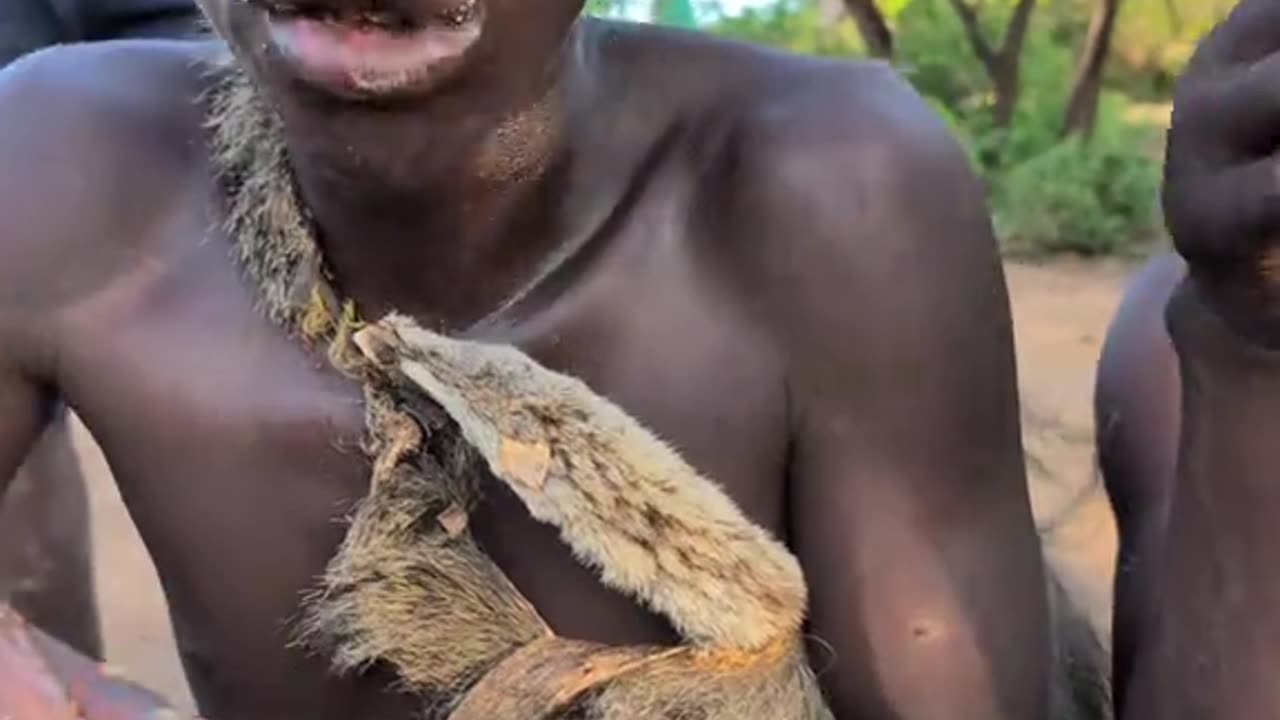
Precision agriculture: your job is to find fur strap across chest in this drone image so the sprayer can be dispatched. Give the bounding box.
[206,57,832,720]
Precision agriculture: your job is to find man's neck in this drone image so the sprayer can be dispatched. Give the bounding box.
[267,21,594,328]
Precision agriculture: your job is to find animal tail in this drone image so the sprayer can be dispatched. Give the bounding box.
[351,318,832,719]
[357,317,810,652]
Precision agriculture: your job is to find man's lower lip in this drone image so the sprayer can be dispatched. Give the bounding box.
[265,15,481,98]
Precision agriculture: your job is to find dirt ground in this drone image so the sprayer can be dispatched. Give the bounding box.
[75,258,1138,710]
[1009,259,1134,635]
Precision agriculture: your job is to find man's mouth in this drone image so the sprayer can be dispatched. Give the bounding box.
[252,0,485,99]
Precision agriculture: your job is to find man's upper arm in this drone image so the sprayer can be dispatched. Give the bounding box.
[0,47,125,485]
[0,66,56,487]
[719,66,1047,719]
[0,359,54,489]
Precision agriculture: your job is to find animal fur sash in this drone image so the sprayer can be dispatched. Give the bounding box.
[206,60,833,719]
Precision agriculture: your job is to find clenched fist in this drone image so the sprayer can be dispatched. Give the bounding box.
[1164,0,1280,344]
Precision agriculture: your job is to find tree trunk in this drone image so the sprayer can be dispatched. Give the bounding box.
[991,0,1036,128]
[947,0,1038,129]
[842,0,894,59]
[1062,0,1125,139]
[991,60,1021,129]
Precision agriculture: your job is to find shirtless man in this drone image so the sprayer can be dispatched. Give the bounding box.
[1098,0,1280,715]
[0,0,201,660]
[0,1,1056,717]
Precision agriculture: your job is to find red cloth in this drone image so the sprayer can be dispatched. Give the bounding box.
[0,606,191,719]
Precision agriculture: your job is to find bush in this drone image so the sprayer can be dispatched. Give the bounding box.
[891,0,1163,257]
[633,0,1171,258]
[710,0,867,56]
[991,100,1163,257]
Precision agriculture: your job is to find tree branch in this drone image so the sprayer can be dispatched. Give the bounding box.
[842,0,895,59]
[1063,0,1124,138]
[999,0,1038,64]
[947,0,997,74]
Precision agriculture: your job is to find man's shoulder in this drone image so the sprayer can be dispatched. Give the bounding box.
[728,55,974,218]
[682,48,988,273]
[639,41,1001,345]
[590,21,979,243]
[0,39,215,314]
[0,38,213,165]
[594,21,943,137]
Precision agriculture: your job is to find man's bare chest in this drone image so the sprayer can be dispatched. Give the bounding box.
[54,222,792,640]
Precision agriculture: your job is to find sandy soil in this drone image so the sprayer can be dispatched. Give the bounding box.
[75,258,1137,710]
[1008,259,1133,635]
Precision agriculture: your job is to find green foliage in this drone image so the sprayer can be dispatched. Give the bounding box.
[586,0,721,22]
[590,0,1219,256]
[876,0,1166,256]
[708,1,863,54]
[584,0,620,15]
[993,99,1163,256]
[655,0,698,26]
[1111,0,1235,99]
[892,0,989,108]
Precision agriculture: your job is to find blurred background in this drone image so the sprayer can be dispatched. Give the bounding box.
[593,0,1231,259]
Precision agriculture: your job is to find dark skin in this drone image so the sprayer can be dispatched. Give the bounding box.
[1098,0,1280,715]
[0,409,100,658]
[0,3,1049,717]
[1095,252,1183,714]
[0,0,204,660]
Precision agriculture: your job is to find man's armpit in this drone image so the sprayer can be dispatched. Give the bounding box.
[0,357,56,485]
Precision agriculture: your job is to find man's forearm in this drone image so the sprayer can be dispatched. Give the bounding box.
[0,410,102,659]
[1124,280,1280,717]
